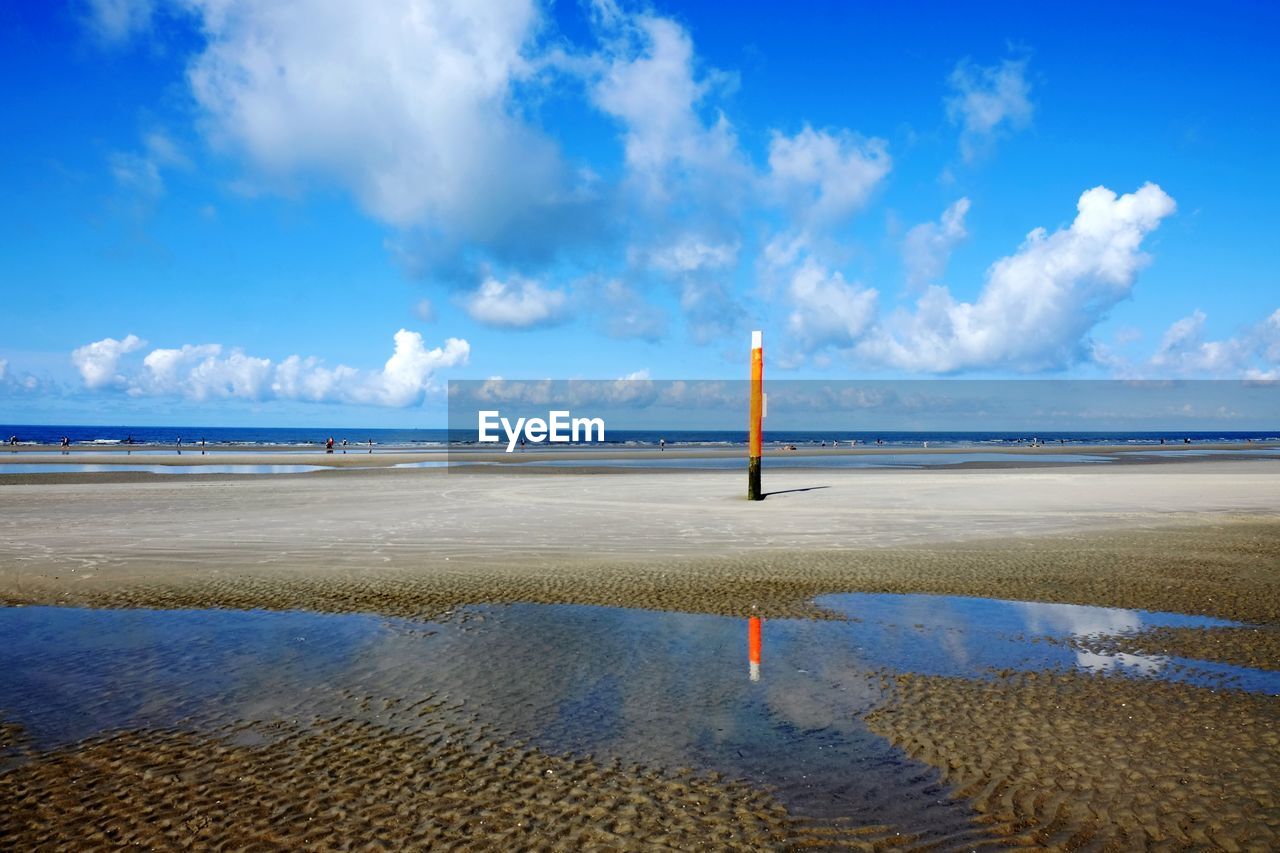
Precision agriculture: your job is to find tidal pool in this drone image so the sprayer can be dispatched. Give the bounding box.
[0,463,330,475]
[0,595,1270,837]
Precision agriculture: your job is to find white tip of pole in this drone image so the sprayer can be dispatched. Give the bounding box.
[751,330,762,349]
[749,661,761,682]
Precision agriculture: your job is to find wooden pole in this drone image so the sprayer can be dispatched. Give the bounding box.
[748,330,763,501]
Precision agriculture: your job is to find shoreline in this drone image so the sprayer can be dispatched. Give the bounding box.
[3,438,1277,455]
[0,439,1275,474]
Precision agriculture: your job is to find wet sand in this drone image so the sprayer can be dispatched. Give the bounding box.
[2,462,1277,847]
[1,712,819,850]
[1,461,1277,621]
[865,671,1278,849]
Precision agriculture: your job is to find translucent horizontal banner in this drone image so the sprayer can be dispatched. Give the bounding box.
[444,379,1278,457]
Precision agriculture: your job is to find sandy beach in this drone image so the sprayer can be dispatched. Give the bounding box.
[2,459,1278,848]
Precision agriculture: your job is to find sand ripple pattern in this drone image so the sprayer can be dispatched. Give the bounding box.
[0,711,965,850]
[865,671,1279,850]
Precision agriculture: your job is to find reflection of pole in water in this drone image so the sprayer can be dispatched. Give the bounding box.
[748,615,762,681]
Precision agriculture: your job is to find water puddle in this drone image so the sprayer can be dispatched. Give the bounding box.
[1122,448,1280,458]
[0,464,330,475]
[0,595,1270,835]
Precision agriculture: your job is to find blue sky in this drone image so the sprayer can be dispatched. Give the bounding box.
[1,0,1277,426]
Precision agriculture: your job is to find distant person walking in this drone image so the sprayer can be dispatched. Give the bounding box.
[326,436,335,453]
[659,438,666,452]
[368,438,374,454]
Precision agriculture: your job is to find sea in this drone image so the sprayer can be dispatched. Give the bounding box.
[2,425,1276,450]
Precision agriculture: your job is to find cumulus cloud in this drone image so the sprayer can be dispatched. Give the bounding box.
[463,276,569,329]
[768,126,892,225]
[946,55,1034,162]
[136,344,272,400]
[71,334,146,389]
[73,330,468,407]
[642,236,739,275]
[181,0,598,263]
[860,183,1176,372]
[591,13,744,201]
[585,11,751,347]
[902,198,970,289]
[1130,308,1280,377]
[786,259,879,352]
[759,127,891,353]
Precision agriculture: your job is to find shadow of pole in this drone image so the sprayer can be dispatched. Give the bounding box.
[760,485,831,498]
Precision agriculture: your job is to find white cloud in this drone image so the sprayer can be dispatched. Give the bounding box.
[902,197,970,289]
[463,276,569,329]
[643,237,739,274]
[768,125,892,225]
[73,330,468,407]
[1262,309,1280,364]
[71,334,146,389]
[583,10,751,352]
[860,183,1176,372]
[181,0,595,262]
[591,14,743,200]
[786,259,879,352]
[137,344,272,400]
[1129,307,1280,377]
[367,330,469,406]
[946,55,1034,162]
[0,359,6,381]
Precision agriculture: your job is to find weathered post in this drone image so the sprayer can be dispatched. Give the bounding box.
[748,330,764,500]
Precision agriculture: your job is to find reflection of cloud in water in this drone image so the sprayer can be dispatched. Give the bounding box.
[896,596,972,668]
[761,657,881,732]
[1075,650,1165,675]
[1016,600,1144,638]
[1014,601,1165,674]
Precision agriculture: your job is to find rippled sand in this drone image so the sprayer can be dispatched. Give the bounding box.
[1,714,817,849]
[866,671,1278,849]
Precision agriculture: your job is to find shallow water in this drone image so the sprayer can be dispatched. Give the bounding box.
[0,463,331,475]
[0,594,1269,834]
[1125,448,1280,458]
